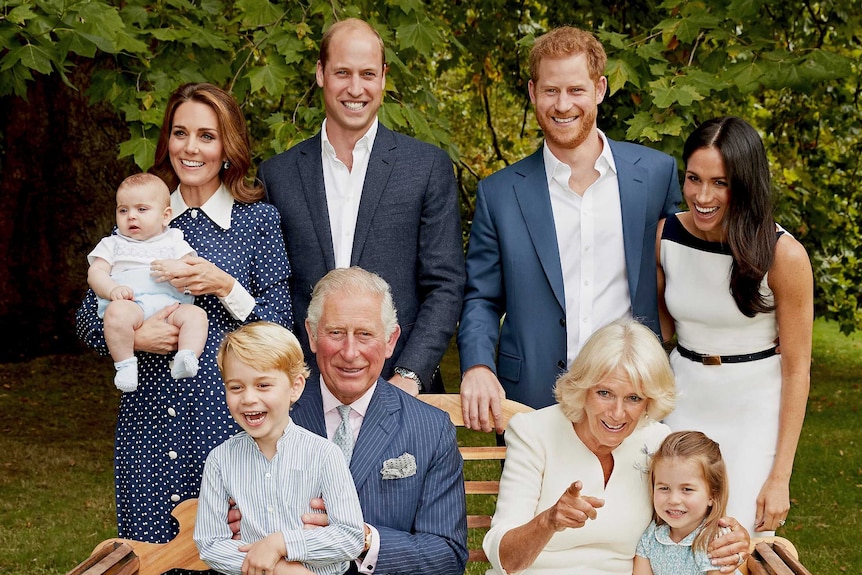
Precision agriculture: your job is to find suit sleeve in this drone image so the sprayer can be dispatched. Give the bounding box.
[660,155,682,217]
[374,417,468,575]
[393,147,465,387]
[457,178,504,374]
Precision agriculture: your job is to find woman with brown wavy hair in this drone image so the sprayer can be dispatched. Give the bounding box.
[77,82,293,542]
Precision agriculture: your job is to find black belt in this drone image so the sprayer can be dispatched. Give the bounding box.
[676,343,779,366]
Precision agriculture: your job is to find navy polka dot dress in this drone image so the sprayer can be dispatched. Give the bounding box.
[76,200,293,543]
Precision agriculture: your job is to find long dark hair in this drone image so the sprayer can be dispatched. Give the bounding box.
[150,83,263,203]
[683,116,776,317]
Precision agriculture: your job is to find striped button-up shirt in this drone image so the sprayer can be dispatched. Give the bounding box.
[194,419,365,575]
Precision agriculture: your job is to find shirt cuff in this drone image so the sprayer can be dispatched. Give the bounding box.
[357,524,380,574]
[218,280,254,321]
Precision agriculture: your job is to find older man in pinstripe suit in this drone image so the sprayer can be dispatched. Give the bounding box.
[231,267,467,575]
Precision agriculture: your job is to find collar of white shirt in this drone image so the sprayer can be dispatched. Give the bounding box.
[170,183,234,230]
[321,117,379,161]
[542,129,618,192]
[320,375,377,439]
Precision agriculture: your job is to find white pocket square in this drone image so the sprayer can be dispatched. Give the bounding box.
[380,452,417,479]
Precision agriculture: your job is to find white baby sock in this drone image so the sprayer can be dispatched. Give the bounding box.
[114,356,139,392]
[171,349,200,380]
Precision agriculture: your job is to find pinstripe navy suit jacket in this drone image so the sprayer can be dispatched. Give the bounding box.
[290,378,468,575]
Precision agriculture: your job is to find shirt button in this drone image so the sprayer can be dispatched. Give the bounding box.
[267,506,274,513]
[559,318,566,327]
[168,451,178,460]
[167,407,177,417]
[265,473,271,478]
[170,494,181,502]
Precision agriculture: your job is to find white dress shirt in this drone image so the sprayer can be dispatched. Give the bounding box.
[321,118,379,268]
[544,130,631,366]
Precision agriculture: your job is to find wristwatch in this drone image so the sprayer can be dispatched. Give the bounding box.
[394,366,422,392]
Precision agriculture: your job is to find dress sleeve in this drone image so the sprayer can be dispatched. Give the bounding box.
[483,412,547,572]
[241,205,294,330]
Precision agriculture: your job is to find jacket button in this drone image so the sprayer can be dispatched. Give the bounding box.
[557,360,566,370]
[559,318,566,327]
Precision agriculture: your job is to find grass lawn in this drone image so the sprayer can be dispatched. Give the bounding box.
[0,318,858,574]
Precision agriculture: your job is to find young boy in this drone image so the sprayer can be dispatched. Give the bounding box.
[195,321,364,575]
[87,173,208,392]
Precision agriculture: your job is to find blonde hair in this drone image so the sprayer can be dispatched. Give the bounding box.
[554,319,675,423]
[217,321,310,382]
[649,431,729,554]
[117,173,170,207]
[306,267,398,340]
[529,26,607,85]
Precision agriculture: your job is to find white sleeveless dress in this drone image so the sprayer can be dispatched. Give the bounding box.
[661,213,782,535]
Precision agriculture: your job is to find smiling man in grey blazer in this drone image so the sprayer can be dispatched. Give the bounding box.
[458,26,681,431]
[258,18,464,396]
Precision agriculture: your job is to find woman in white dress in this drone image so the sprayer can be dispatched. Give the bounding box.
[657,116,813,535]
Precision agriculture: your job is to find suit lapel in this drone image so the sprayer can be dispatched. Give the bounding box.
[290,379,327,437]
[610,140,648,301]
[350,380,400,490]
[298,134,336,270]
[514,149,566,310]
[351,124,396,265]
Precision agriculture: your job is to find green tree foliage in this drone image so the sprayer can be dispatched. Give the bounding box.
[1,0,859,332]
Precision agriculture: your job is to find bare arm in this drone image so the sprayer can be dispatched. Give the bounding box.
[756,234,813,530]
[633,555,655,575]
[87,258,132,301]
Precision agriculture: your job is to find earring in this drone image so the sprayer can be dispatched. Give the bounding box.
[222,160,230,170]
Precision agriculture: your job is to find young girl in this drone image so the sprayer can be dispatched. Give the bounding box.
[634,431,743,575]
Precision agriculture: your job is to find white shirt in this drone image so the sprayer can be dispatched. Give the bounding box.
[544,131,630,366]
[321,118,379,268]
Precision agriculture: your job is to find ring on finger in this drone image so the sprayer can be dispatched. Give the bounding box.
[183,287,191,296]
[737,552,745,565]
[778,519,786,527]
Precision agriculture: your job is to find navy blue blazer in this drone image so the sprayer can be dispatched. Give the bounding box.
[290,379,468,575]
[257,124,465,390]
[458,141,681,409]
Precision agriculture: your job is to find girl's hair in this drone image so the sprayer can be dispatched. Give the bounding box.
[683,116,776,317]
[151,82,263,203]
[649,431,729,553]
[217,321,310,382]
[554,318,676,424]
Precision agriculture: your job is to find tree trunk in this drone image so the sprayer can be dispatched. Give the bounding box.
[0,59,135,361]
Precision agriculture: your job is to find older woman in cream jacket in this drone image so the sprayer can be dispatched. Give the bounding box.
[483,319,750,575]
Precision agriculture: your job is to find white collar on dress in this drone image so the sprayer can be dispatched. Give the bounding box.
[170,183,234,230]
